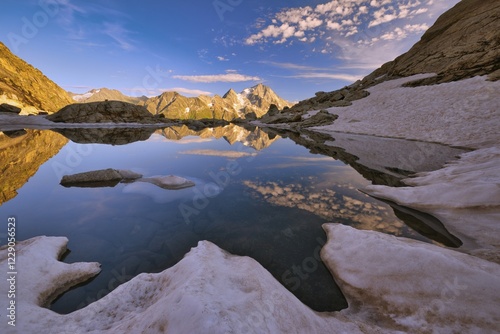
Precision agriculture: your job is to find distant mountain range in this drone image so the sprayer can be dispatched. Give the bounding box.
[0,41,293,119]
[69,88,147,105]
[70,84,294,121]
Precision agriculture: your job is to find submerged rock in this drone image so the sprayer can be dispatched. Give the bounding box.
[138,175,195,190]
[60,168,142,187]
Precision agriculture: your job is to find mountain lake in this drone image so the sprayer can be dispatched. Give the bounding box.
[0,125,467,314]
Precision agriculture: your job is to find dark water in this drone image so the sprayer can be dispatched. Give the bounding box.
[0,126,465,313]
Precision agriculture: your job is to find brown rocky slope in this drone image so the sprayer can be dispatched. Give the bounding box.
[0,42,73,113]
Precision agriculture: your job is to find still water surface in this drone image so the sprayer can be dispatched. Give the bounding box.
[0,126,464,313]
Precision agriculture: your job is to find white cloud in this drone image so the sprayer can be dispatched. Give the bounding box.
[245,0,460,71]
[159,88,213,96]
[217,56,229,61]
[285,73,363,81]
[173,72,261,83]
[260,61,363,83]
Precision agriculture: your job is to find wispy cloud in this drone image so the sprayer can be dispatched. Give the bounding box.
[160,88,213,96]
[260,61,363,82]
[49,1,137,51]
[258,61,319,71]
[284,73,362,81]
[173,71,261,83]
[102,22,135,51]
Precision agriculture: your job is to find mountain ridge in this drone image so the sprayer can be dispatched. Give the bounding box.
[73,83,294,121]
[69,88,147,105]
[289,0,500,113]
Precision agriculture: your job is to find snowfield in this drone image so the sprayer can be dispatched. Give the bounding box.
[315,74,500,149]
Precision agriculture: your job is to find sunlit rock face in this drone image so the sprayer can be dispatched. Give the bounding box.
[141,84,294,121]
[0,130,68,205]
[370,0,500,85]
[0,42,73,114]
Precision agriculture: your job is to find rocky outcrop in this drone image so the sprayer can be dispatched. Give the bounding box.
[371,0,500,86]
[288,0,500,113]
[257,109,338,129]
[0,42,73,114]
[288,84,370,113]
[47,101,162,124]
[293,110,339,129]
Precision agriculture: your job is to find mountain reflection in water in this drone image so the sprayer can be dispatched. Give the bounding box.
[0,125,466,314]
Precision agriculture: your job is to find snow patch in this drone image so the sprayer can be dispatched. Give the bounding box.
[2,225,499,333]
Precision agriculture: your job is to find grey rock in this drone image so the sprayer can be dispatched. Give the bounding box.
[267,104,280,116]
[0,103,21,114]
[294,110,339,129]
[60,168,143,187]
[2,129,27,138]
[261,112,303,124]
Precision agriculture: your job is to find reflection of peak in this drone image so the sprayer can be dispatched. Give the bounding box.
[156,124,280,150]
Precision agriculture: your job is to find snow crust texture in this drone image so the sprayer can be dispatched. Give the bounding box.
[316,75,500,149]
[2,228,499,334]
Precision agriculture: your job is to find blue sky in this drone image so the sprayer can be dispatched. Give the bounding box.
[1,0,459,101]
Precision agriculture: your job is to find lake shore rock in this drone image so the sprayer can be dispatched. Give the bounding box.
[47,101,164,124]
[60,169,143,187]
